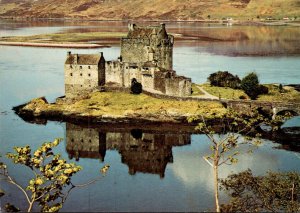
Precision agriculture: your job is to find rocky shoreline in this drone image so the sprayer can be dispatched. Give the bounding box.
[13,96,300,149]
[0,41,110,49]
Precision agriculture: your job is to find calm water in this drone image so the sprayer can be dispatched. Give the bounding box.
[0,20,300,211]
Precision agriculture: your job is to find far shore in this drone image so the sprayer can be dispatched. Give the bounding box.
[1,16,300,26]
[0,41,110,49]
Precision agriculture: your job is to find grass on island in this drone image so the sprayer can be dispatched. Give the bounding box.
[54,91,226,117]
[201,83,248,100]
[0,32,127,43]
[200,83,300,102]
[257,84,300,102]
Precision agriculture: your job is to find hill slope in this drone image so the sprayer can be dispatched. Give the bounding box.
[0,0,299,20]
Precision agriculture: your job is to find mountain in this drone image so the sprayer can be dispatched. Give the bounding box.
[0,0,299,20]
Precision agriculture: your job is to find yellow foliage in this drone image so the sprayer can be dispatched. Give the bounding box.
[35,178,44,185]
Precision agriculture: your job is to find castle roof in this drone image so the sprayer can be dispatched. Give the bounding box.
[65,53,104,65]
[143,61,157,68]
[127,23,168,39]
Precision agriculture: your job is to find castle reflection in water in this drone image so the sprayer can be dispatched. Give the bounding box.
[66,123,191,178]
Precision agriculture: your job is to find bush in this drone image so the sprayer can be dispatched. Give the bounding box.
[208,71,241,89]
[241,72,260,100]
[258,85,269,94]
[131,78,142,94]
[239,95,247,100]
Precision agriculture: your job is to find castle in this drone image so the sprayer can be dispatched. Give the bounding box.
[64,23,192,98]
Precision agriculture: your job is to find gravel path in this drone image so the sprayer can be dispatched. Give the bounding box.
[195,86,219,100]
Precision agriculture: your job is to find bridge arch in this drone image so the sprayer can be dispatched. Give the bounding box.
[273,108,299,119]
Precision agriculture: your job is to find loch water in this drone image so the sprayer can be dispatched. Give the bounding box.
[0,20,299,211]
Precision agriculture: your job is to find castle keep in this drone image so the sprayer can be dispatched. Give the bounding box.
[65,23,192,98]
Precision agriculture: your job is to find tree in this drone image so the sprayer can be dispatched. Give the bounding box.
[0,139,109,212]
[220,169,300,212]
[241,72,260,100]
[279,83,284,93]
[189,108,281,212]
[131,78,142,94]
[208,71,241,89]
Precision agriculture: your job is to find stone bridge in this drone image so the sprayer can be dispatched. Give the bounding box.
[222,100,300,119]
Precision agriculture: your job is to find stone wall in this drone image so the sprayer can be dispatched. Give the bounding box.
[120,36,173,70]
[121,39,149,64]
[105,61,123,86]
[65,64,100,98]
[141,73,155,92]
[123,65,142,87]
[156,44,173,70]
[98,56,106,86]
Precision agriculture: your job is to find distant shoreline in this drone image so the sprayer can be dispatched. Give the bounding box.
[0,41,110,49]
[1,16,299,26]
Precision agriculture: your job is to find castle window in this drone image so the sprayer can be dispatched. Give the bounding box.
[80,66,82,69]
[89,85,91,87]
[88,73,91,77]
[70,65,73,68]
[70,73,73,76]
[80,73,82,76]
[88,66,91,69]
[81,85,83,87]
[81,139,84,143]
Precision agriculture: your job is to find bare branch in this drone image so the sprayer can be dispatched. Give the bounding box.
[203,156,213,168]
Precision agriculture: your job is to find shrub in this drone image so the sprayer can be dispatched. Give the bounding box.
[241,72,260,100]
[131,78,142,94]
[258,85,269,94]
[239,95,247,100]
[208,71,241,89]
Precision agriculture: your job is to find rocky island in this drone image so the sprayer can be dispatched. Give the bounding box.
[13,23,300,127]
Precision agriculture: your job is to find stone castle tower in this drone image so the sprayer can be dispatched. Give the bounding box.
[121,23,173,70]
[64,23,191,98]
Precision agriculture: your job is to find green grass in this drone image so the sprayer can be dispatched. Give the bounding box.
[0,32,127,43]
[257,84,300,102]
[49,91,227,117]
[201,83,248,100]
[200,83,300,102]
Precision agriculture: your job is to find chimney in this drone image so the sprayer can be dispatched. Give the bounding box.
[128,23,136,31]
[67,51,71,56]
[160,23,165,30]
[74,54,78,64]
[100,52,103,57]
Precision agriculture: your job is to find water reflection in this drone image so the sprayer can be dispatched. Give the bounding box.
[66,123,191,178]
